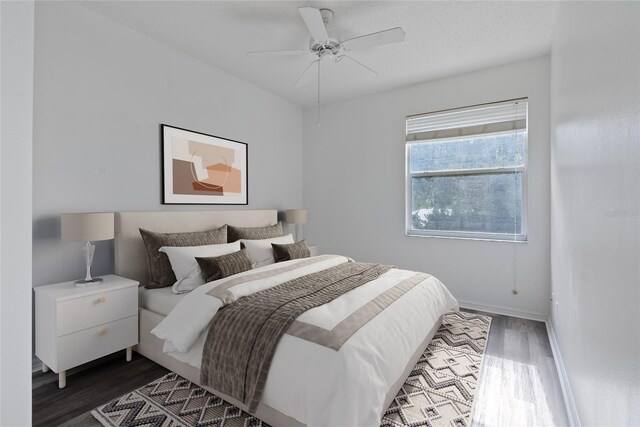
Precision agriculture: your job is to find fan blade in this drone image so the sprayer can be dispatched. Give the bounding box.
[337,55,378,75]
[341,27,405,51]
[298,7,329,43]
[247,49,310,57]
[294,60,319,88]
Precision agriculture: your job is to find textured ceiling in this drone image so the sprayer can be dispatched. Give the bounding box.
[80,1,557,108]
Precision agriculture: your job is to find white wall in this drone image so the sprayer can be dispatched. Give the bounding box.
[0,1,34,424]
[550,2,640,426]
[32,2,303,286]
[303,56,551,319]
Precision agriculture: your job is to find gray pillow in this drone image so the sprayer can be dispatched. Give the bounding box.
[139,225,227,288]
[272,240,311,263]
[227,222,283,242]
[196,248,253,283]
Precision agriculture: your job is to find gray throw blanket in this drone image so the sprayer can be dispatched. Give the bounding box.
[200,262,393,412]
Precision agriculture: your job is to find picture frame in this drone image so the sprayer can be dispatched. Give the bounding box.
[161,124,248,205]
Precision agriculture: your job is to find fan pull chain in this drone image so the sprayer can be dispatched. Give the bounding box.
[317,59,321,127]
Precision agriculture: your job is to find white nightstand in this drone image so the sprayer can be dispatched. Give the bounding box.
[309,245,319,256]
[35,274,139,388]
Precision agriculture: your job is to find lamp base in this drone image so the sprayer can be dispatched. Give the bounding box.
[74,277,103,288]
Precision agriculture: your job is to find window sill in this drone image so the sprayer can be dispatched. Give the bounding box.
[405,232,528,243]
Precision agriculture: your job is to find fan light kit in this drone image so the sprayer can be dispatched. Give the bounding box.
[248,7,406,125]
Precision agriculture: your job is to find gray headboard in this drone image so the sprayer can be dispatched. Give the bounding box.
[114,210,278,285]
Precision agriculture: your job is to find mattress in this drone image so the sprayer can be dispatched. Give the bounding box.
[138,286,185,316]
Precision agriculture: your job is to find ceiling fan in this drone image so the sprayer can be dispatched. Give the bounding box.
[248,7,405,119]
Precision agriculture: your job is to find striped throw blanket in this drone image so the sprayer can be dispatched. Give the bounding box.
[200,262,393,412]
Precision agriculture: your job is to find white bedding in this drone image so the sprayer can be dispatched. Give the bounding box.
[138,286,184,316]
[152,255,458,427]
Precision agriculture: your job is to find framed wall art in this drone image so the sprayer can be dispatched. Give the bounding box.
[161,124,248,205]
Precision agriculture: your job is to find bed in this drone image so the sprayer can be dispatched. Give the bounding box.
[115,210,457,427]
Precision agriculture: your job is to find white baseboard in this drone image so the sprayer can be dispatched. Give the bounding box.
[545,320,581,427]
[457,300,579,426]
[457,299,548,322]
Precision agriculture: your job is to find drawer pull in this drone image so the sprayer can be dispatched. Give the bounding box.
[95,297,107,304]
[97,329,107,336]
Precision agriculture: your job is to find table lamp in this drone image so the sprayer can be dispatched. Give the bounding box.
[61,212,114,287]
[285,209,308,242]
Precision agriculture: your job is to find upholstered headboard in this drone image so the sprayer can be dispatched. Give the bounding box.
[114,210,278,285]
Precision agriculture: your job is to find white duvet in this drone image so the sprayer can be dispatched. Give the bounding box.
[152,255,458,427]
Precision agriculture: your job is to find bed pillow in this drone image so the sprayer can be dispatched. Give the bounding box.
[272,240,311,263]
[139,225,227,288]
[227,222,283,242]
[239,234,295,268]
[159,242,240,294]
[195,248,253,283]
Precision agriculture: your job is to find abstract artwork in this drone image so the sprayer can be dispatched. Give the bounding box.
[162,124,248,205]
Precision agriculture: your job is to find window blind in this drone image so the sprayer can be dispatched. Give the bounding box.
[406,99,527,142]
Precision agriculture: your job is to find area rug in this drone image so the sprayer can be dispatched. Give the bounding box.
[381,310,491,427]
[92,310,491,427]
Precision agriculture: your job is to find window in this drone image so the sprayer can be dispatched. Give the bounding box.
[406,99,528,241]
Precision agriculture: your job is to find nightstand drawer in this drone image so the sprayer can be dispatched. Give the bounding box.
[57,315,138,371]
[57,286,137,336]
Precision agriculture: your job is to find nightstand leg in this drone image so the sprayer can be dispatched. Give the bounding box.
[42,362,49,373]
[58,371,66,389]
[126,346,132,362]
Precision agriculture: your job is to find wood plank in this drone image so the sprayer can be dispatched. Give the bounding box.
[32,351,168,427]
[466,309,570,427]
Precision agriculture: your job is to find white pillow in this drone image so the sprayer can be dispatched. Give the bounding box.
[239,234,295,268]
[160,242,241,294]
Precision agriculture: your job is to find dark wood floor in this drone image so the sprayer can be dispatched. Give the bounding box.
[32,351,169,427]
[32,311,569,426]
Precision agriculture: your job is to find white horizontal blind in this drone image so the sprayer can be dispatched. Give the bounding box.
[405,98,528,241]
[406,99,527,142]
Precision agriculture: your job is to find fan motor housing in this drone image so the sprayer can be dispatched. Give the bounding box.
[309,39,341,55]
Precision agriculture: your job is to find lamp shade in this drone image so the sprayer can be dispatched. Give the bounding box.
[61,212,114,242]
[285,209,308,224]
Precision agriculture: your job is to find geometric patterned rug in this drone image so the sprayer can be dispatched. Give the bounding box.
[91,373,267,427]
[92,310,491,427]
[381,311,492,427]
